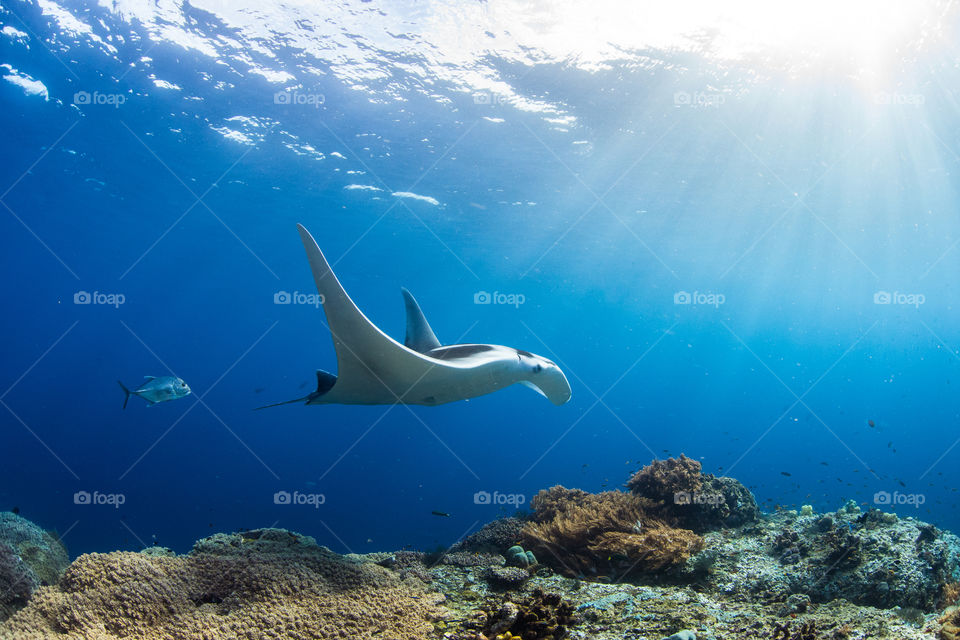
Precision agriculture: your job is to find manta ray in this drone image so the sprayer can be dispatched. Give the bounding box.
[256,224,571,408]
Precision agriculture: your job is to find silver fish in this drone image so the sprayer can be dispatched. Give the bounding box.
[118,376,191,409]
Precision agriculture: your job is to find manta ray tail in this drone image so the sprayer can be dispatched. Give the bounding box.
[254,370,337,410]
[253,396,311,411]
[118,381,132,410]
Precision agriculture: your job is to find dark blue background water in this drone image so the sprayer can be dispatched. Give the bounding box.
[2,0,960,557]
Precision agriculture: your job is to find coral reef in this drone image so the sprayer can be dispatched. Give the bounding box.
[0,528,441,639]
[506,545,537,568]
[484,566,530,588]
[521,486,703,578]
[940,606,960,639]
[626,455,759,532]
[695,506,960,611]
[0,512,69,587]
[0,542,36,621]
[455,588,577,640]
[627,454,703,501]
[771,621,818,639]
[0,512,68,622]
[452,518,525,554]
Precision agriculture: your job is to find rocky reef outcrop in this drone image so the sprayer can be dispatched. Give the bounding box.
[690,502,960,612]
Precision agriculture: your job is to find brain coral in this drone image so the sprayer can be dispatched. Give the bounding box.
[0,528,443,640]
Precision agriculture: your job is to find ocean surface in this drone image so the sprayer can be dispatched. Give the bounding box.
[1,0,959,558]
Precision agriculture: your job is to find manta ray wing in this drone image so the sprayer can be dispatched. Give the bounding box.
[296,224,458,404]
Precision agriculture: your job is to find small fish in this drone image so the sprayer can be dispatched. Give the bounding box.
[898,480,906,487]
[11,506,19,515]
[118,376,191,409]
[868,419,876,428]
[431,510,450,517]
[820,462,829,466]
[781,471,792,477]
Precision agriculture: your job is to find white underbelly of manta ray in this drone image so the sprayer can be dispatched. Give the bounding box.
[256,224,572,409]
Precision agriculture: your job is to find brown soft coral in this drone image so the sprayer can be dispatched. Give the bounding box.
[627,454,702,506]
[0,528,442,640]
[521,487,703,578]
[940,606,960,640]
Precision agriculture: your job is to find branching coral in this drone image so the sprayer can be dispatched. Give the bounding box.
[521,486,703,578]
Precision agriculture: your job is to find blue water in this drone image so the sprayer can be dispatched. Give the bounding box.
[2,0,960,557]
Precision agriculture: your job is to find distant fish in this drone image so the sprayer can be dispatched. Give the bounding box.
[254,387,265,394]
[781,471,792,477]
[867,419,876,428]
[11,506,19,515]
[431,510,450,517]
[118,376,191,409]
[820,462,829,466]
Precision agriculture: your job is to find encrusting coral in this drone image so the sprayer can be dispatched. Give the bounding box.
[0,528,442,640]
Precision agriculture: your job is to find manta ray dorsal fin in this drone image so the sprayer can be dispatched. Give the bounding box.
[295,224,447,403]
[401,288,441,353]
